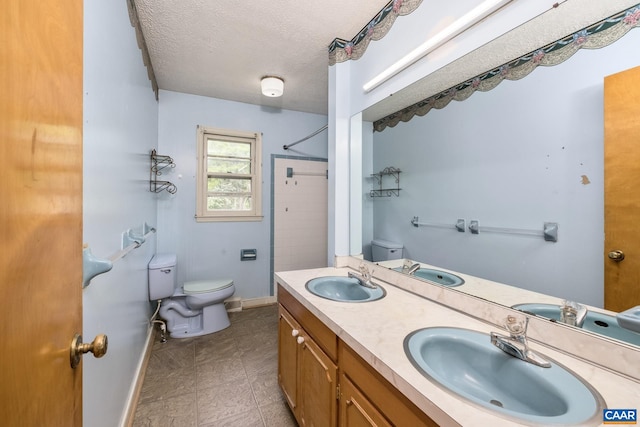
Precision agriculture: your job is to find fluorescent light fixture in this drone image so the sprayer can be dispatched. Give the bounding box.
[363,0,514,93]
[261,76,284,97]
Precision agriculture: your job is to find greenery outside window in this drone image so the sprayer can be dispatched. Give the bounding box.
[196,126,263,222]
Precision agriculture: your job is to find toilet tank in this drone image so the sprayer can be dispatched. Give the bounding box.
[371,239,403,262]
[148,253,177,300]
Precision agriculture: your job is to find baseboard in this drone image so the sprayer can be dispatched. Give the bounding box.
[240,296,277,309]
[224,296,243,312]
[120,325,156,427]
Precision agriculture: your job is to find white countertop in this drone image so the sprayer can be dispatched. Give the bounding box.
[275,266,640,427]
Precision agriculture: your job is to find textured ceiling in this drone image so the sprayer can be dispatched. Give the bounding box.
[135,0,638,119]
[135,0,390,115]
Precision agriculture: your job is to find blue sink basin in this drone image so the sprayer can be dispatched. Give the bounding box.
[512,303,640,346]
[305,276,385,302]
[404,327,605,425]
[394,268,465,287]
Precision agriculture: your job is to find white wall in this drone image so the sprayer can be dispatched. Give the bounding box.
[83,1,159,426]
[157,91,327,299]
[361,121,375,261]
[328,62,353,263]
[371,28,640,307]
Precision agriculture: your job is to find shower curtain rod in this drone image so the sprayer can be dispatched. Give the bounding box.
[283,124,328,150]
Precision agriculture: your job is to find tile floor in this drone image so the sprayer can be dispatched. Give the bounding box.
[132,304,298,427]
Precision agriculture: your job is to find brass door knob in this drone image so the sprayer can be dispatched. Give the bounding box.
[608,250,625,262]
[70,333,108,369]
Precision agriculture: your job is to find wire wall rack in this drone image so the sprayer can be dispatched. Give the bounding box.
[370,167,401,197]
[150,149,177,194]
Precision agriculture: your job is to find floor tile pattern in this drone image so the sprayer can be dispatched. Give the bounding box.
[133,305,297,427]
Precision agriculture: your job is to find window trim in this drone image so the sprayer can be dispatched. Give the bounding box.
[196,126,263,222]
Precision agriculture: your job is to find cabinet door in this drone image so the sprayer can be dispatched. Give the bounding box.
[278,307,301,414]
[340,374,392,427]
[299,334,338,427]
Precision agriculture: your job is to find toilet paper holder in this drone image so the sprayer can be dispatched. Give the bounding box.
[241,249,257,261]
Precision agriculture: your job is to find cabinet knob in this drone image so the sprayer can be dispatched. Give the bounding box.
[291,329,299,337]
[297,336,305,344]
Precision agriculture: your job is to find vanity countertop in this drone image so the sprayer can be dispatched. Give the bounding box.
[275,266,640,427]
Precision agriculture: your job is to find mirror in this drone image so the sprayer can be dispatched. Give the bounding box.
[354,7,640,347]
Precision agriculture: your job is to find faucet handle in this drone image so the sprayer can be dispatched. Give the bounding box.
[560,300,587,327]
[505,315,527,336]
[359,263,373,279]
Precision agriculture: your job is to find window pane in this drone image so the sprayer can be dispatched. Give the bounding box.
[207,158,251,174]
[197,127,262,221]
[207,195,252,211]
[207,177,251,193]
[207,139,250,159]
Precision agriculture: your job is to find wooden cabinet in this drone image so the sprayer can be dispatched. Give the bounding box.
[338,342,438,427]
[278,306,301,412]
[277,284,436,427]
[299,332,337,426]
[278,290,337,427]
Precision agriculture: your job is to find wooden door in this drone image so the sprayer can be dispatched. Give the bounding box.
[299,334,337,427]
[339,374,392,427]
[278,307,300,417]
[604,66,640,312]
[1,1,84,425]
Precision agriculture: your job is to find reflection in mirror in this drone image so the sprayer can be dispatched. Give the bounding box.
[356,11,640,347]
[376,257,640,347]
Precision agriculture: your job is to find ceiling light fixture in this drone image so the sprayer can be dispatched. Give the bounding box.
[261,76,284,97]
[363,0,515,93]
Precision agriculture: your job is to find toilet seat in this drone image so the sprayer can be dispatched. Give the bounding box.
[184,279,233,294]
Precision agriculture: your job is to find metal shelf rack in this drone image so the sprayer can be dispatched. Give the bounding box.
[370,167,401,197]
[150,149,177,194]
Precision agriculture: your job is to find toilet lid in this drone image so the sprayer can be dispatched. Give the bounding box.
[184,279,234,294]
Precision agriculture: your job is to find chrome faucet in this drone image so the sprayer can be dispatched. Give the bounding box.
[401,259,421,275]
[490,315,551,368]
[348,264,378,289]
[560,300,588,328]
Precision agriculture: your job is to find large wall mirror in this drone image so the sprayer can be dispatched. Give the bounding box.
[353,4,640,348]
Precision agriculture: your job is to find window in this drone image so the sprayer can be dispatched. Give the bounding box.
[196,126,263,222]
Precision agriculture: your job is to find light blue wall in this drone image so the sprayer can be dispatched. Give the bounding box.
[371,28,640,307]
[157,90,327,299]
[83,1,159,426]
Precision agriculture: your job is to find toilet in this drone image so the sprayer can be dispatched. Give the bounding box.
[371,239,403,262]
[148,253,235,338]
